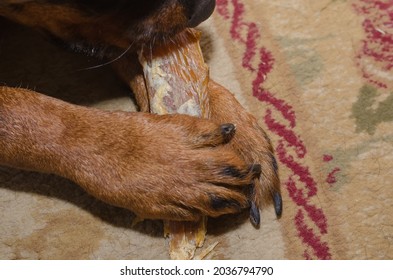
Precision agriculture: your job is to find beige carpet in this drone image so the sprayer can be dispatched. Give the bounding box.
[1,0,393,259]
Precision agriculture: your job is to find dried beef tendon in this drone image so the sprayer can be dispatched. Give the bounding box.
[138,29,211,260]
[139,29,210,118]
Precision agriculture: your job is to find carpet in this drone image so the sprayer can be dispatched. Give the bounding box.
[1,0,392,259]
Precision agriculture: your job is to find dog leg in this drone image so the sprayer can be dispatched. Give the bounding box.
[0,86,260,221]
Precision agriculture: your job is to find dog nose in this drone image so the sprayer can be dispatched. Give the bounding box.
[181,0,216,27]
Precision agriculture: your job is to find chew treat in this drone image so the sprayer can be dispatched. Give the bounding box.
[138,29,211,260]
[139,29,210,117]
[163,217,208,260]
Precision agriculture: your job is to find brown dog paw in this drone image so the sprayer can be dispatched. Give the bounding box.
[208,81,282,227]
[64,111,262,221]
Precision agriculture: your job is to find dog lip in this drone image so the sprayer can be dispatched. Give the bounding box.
[187,0,216,27]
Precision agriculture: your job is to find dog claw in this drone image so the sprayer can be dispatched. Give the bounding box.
[273,191,282,218]
[209,194,242,211]
[249,201,260,227]
[249,164,262,178]
[220,123,236,142]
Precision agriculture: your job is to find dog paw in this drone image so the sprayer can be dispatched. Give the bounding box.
[208,81,282,227]
[68,111,263,222]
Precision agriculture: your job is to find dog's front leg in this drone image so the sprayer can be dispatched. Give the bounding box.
[0,86,261,221]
